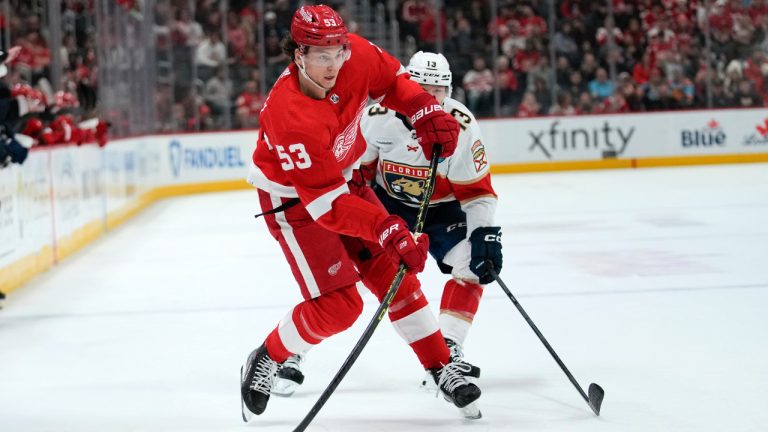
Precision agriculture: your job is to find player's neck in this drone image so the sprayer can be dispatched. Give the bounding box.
[298,74,329,100]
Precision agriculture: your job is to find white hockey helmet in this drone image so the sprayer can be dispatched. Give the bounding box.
[407,51,452,98]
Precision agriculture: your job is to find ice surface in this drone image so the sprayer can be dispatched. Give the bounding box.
[1,164,767,431]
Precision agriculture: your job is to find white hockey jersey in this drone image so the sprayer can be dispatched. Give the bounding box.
[361,97,496,209]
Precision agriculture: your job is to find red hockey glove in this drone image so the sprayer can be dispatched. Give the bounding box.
[376,215,429,273]
[406,93,459,160]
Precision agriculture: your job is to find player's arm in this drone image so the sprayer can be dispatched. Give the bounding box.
[359,38,458,160]
[447,115,503,283]
[272,129,383,241]
[273,129,428,272]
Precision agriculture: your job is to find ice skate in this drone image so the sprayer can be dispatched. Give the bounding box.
[240,344,281,421]
[429,360,483,419]
[272,354,304,397]
[420,338,480,391]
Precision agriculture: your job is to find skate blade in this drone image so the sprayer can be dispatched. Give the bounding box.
[240,366,254,422]
[419,373,438,393]
[271,377,299,397]
[459,401,482,420]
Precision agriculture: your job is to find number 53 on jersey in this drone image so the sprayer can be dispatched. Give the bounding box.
[277,144,312,170]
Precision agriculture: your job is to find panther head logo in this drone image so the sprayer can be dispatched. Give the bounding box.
[391,178,425,197]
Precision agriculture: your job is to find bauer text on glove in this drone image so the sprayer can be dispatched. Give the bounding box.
[376,215,430,273]
[405,93,459,159]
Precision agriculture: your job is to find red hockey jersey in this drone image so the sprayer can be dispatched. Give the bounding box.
[249,33,427,243]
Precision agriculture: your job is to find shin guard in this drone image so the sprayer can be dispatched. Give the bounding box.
[360,253,450,369]
[439,279,483,345]
[265,284,363,362]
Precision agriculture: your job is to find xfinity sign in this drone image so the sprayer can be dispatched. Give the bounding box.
[528,120,635,159]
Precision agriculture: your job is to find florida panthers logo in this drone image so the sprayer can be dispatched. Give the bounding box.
[382,160,429,203]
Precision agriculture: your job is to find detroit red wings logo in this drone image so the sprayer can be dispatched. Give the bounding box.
[332,100,367,161]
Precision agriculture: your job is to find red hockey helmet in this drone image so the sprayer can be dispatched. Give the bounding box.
[291,5,348,47]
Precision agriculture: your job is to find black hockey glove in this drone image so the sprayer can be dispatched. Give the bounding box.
[469,226,503,284]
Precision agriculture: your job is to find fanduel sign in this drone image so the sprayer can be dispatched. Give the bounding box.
[528,120,635,159]
[169,139,246,178]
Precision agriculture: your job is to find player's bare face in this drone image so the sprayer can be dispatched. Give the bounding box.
[420,84,448,104]
[300,45,349,90]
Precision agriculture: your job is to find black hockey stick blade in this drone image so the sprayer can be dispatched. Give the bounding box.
[488,264,605,416]
[588,383,604,416]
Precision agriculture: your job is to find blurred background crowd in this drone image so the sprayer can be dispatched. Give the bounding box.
[0,0,766,142]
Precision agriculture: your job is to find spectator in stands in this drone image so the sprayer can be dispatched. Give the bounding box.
[495,54,519,115]
[619,73,644,112]
[530,75,552,113]
[633,51,654,85]
[566,70,587,101]
[418,5,447,52]
[743,50,766,96]
[668,70,695,107]
[463,56,494,117]
[589,68,614,101]
[549,91,577,116]
[597,90,630,114]
[171,8,204,48]
[555,55,572,89]
[235,79,264,129]
[576,91,595,114]
[733,79,762,107]
[195,30,226,82]
[552,21,579,64]
[519,5,547,38]
[205,66,233,127]
[400,0,429,43]
[580,53,598,83]
[197,102,215,131]
[517,91,540,118]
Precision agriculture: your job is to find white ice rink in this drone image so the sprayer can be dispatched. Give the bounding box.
[1,163,767,432]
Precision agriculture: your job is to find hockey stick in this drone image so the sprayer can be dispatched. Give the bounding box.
[487,265,605,416]
[293,145,442,432]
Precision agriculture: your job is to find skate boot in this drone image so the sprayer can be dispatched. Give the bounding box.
[445,338,480,379]
[420,338,480,391]
[429,360,483,419]
[240,344,281,421]
[272,354,304,397]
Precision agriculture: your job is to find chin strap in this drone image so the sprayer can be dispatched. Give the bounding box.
[297,56,329,92]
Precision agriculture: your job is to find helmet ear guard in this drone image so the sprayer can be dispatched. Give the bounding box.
[407,51,453,98]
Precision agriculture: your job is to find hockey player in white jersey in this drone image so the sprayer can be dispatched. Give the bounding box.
[274,51,503,398]
[361,51,502,386]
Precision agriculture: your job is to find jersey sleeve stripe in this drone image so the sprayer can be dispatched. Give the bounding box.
[305,183,350,220]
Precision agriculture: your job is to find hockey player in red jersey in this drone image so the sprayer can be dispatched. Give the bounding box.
[360,51,503,388]
[240,4,480,421]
